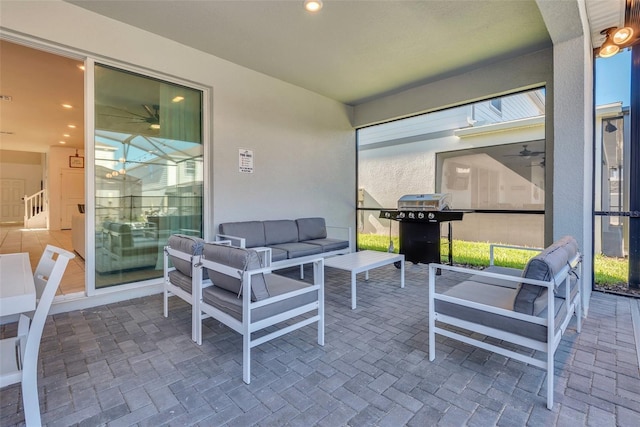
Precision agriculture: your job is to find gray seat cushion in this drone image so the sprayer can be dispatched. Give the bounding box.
[304,238,349,252]
[436,280,566,342]
[167,234,205,277]
[264,220,299,245]
[219,221,266,248]
[202,274,317,322]
[268,242,322,259]
[202,243,270,301]
[296,217,327,240]
[270,247,288,262]
[514,236,578,315]
[168,269,193,293]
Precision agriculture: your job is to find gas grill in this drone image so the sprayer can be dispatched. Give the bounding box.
[379,194,464,266]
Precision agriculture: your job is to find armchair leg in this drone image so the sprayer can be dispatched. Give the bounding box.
[243,334,251,384]
[163,289,169,318]
[546,352,554,409]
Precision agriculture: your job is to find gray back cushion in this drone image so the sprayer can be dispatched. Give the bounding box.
[264,220,299,245]
[219,221,266,248]
[202,243,270,301]
[296,217,327,241]
[514,236,578,315]
[167,234,205,277]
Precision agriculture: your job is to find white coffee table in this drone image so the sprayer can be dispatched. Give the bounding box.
[324,250,404,309]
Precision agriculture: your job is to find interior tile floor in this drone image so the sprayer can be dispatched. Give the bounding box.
[0,224,84,295]
[1,262,639,426]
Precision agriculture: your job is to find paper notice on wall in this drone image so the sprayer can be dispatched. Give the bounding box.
[239,148,254,173]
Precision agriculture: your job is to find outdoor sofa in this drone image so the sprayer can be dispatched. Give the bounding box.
[217,217,351,276]
[428,236,582,409]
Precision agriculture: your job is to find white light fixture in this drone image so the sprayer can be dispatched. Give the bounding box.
[172,96,185,103]
[304,0,323,13]
[61,104,73,109]
[150,123,160,130]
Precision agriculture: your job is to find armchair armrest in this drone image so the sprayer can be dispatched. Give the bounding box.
[216,234,246,248]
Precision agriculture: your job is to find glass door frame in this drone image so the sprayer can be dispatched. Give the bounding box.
[84,57,212,296]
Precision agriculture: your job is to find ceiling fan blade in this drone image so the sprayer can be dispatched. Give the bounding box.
[100,105,149,119]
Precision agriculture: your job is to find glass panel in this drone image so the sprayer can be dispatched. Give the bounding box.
[94,64,203,288]
[594,49,632,293]
[357,88,545,251]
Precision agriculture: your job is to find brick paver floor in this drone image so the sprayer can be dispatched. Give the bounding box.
[1,263,639,426]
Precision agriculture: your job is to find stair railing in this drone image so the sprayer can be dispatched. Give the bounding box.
[24,190,47,226]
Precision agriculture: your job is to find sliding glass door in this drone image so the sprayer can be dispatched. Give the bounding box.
[94,64,203,288]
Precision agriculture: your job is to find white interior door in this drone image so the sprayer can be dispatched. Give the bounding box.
[60,170,84,229]
[0,179,25,223]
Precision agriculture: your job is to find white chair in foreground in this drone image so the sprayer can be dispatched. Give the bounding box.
[0,245,75,427]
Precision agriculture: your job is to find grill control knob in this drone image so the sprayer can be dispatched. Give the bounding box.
[408,212,415,219]
[398,212,405,219]
[418,212,425,219]
[428,212,435,220]
[384,212,391,218]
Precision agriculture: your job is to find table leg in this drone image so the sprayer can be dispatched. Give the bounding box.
[365,270,369,281]
[351,271,357,310]
[400,259,405,288]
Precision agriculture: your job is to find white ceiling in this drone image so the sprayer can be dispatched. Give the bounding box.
[0,0,626,154]
[67,0,552,105]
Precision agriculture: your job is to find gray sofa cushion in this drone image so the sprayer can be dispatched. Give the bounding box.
[436,280,566,342]
[202,243,270,301]
[202,274,317,322]
[268,242,322,259]
[270,247,288,262]
[167,234,205,277]
[264,220,299,245]
[514,236,578,315]
[219,221,266,248]
[304,238,349,252]
[296,217,327,241]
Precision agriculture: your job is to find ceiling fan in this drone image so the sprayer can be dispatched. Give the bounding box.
[98,104,160,129]
[503,144,544,158]
[525,157,545,168]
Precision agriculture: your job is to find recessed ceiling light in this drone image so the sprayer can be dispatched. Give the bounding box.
[63,133,70,137]
[62,104,73,109]
[172,96,185,103]
[68,124,76,128]
[77,64,85,71]
[59,141,66,144]
[150,124,160,130]
[304,0,323,13]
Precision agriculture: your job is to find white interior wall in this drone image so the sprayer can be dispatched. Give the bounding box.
[0,0,356,239]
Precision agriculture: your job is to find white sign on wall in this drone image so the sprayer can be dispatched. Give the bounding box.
[239,148,254,173]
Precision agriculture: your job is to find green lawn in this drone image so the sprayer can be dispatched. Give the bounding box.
[357,234,628,285]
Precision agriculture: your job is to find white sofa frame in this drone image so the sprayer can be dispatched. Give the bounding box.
[194,255,325,384]
[428,245,582,409]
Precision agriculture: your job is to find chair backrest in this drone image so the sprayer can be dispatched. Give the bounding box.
[23,245,75,362]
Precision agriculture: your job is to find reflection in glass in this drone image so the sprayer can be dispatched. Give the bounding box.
[94,65,203,288]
